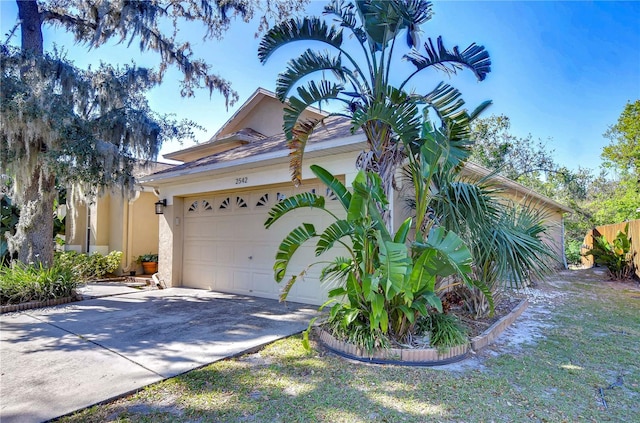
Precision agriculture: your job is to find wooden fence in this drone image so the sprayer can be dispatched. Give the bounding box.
[581,219,640,278]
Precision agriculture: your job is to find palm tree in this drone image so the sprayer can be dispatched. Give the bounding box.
[402,123,557,318]
[258,0,491,212]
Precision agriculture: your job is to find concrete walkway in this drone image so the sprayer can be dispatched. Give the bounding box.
[0,288,317,423]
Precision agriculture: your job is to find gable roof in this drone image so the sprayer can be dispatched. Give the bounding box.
[146,88,571,214]
[148,115,362,180]
[163,88,327,162]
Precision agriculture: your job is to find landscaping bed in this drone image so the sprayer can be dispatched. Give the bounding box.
[58,269,640,422]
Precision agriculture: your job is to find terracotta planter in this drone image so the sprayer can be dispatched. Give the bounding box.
[141,261,158,274]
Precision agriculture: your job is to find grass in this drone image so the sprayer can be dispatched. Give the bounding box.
[60,269,639,422]
[0,262,77,305]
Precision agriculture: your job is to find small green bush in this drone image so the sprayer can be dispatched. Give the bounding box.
[55,250,123,281]
[0,263,77,305]
[418,313,468,351]
[565,239,584,266]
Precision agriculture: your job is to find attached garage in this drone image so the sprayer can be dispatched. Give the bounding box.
[139,88,570,309]
[181,181,345,305]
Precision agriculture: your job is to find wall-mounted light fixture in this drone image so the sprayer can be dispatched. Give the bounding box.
[155,199,167,215]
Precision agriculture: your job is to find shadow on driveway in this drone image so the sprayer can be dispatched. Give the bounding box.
[0,288,317,423]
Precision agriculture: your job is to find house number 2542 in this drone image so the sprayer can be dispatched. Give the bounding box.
[235,177,248,185]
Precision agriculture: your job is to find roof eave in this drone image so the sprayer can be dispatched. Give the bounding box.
[141,133,367,185]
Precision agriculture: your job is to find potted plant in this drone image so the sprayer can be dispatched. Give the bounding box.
[136,253,158,274]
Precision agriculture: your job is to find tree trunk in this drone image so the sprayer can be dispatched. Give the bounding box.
[8,166,56,266]
[10,0,54,266]
[357,120,403,231]
[17,0,43,55]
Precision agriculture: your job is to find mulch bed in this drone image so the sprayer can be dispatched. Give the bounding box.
[451,294,525,338]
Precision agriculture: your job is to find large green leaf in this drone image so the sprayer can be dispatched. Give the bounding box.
[393,217,412,244]
[408,248,437,294]
[310,165,352,211]
[357,0,401,51]
[273,223,317,282]
[416,226,473,278]
[264,192,325,229]
[376,234,411,298]
[316,220,355,256]
[258,17,343,63]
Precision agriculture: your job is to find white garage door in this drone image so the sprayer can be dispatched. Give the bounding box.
[182,182,345,305]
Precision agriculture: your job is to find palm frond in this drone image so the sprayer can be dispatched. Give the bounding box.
[323,0,367,44]
[264,192,325,228]
[288,119,321,186]
[311,164,352,212]
[274,223,317,282]
[405,36,491,81]
[258,17,343,64]
[275,49,349,101]
[394,0,433,48]
[283,80,343,140]
[320,256,354,285]
[351,95,421,147]
[316,220,355,256]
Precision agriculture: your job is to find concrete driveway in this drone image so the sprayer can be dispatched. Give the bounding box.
[0,288,317,423]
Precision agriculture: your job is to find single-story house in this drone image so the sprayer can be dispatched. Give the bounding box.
[132,88,571,305]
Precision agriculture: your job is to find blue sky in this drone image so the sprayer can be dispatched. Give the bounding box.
[2,1,639,172]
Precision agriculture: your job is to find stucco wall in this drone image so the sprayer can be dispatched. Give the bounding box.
[65,200,87,252]
[218,95,323,138]
[108,194,125,257]
[155,150,361,287]
[129,192,161,273]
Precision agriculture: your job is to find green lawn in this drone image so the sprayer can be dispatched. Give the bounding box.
[61,269,639,422]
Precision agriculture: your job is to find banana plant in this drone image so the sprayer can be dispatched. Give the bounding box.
[265,164,476,347]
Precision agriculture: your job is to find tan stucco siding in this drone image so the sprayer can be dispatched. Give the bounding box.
[155,151,361,288]
[65,200,87,252]
[108,194,125,255]
[130,192,161,271]
[91,195,111,253]
[218,95,324,138]
[158,197,183,287]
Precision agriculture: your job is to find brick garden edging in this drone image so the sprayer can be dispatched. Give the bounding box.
[318,298,530,366]
[0,296,77,314]
[318,328,469,366]
[470,298,529,351]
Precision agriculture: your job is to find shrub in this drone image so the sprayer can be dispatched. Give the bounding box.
[54,250,123,281]
[417,312,468,351]
[585,224,635,280]
[565,239,583,266]
[0,262,76,305]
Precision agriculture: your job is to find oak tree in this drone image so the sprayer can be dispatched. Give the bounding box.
[0,0,305,265]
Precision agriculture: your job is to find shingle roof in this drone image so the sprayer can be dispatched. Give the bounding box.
[153,116,356,176]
